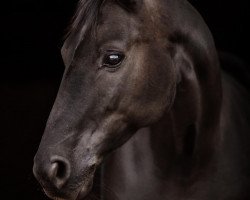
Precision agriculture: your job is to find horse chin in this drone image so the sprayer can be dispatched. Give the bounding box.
[42,189,78,200]
[42,178,94,200]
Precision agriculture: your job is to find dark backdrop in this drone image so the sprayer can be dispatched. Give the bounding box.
[0,0,249,199]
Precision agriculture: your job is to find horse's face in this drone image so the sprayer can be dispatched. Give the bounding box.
[33,0,176,199]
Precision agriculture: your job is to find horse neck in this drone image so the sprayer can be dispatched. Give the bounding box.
[147,0,223,180]
[147,75,222,183]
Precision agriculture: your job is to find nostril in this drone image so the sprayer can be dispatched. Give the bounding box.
[49,156,71,189]
[50,161,65,179]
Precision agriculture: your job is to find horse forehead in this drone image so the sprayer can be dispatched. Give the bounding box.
[97,0,163,40]
[97,3,140,43]
[99,2,132,25]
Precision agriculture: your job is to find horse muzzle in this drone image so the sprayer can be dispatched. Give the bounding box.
[33,153,97,200]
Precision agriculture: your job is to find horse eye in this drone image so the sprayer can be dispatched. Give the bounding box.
[103,53,124,68]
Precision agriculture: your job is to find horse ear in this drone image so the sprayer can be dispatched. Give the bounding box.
[117,0,142,12]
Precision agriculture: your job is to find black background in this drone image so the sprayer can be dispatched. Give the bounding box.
[0,0,249,199]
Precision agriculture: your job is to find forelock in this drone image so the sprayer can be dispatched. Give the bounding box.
[65,0,104,39]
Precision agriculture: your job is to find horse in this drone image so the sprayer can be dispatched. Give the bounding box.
[33,0,250,199]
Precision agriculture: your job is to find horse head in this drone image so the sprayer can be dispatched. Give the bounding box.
[33,0,221,199]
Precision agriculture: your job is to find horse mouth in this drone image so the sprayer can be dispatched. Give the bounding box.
[42,180,93,200]
[40,171,95,200]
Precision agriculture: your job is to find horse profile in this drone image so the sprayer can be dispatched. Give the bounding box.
[33,0,250,199]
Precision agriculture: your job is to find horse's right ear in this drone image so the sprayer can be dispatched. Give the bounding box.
[117,0,142,12]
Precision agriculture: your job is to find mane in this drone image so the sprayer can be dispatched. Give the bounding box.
[64,0,104,39]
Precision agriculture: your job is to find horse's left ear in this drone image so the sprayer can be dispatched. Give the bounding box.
[117,0,142,12]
